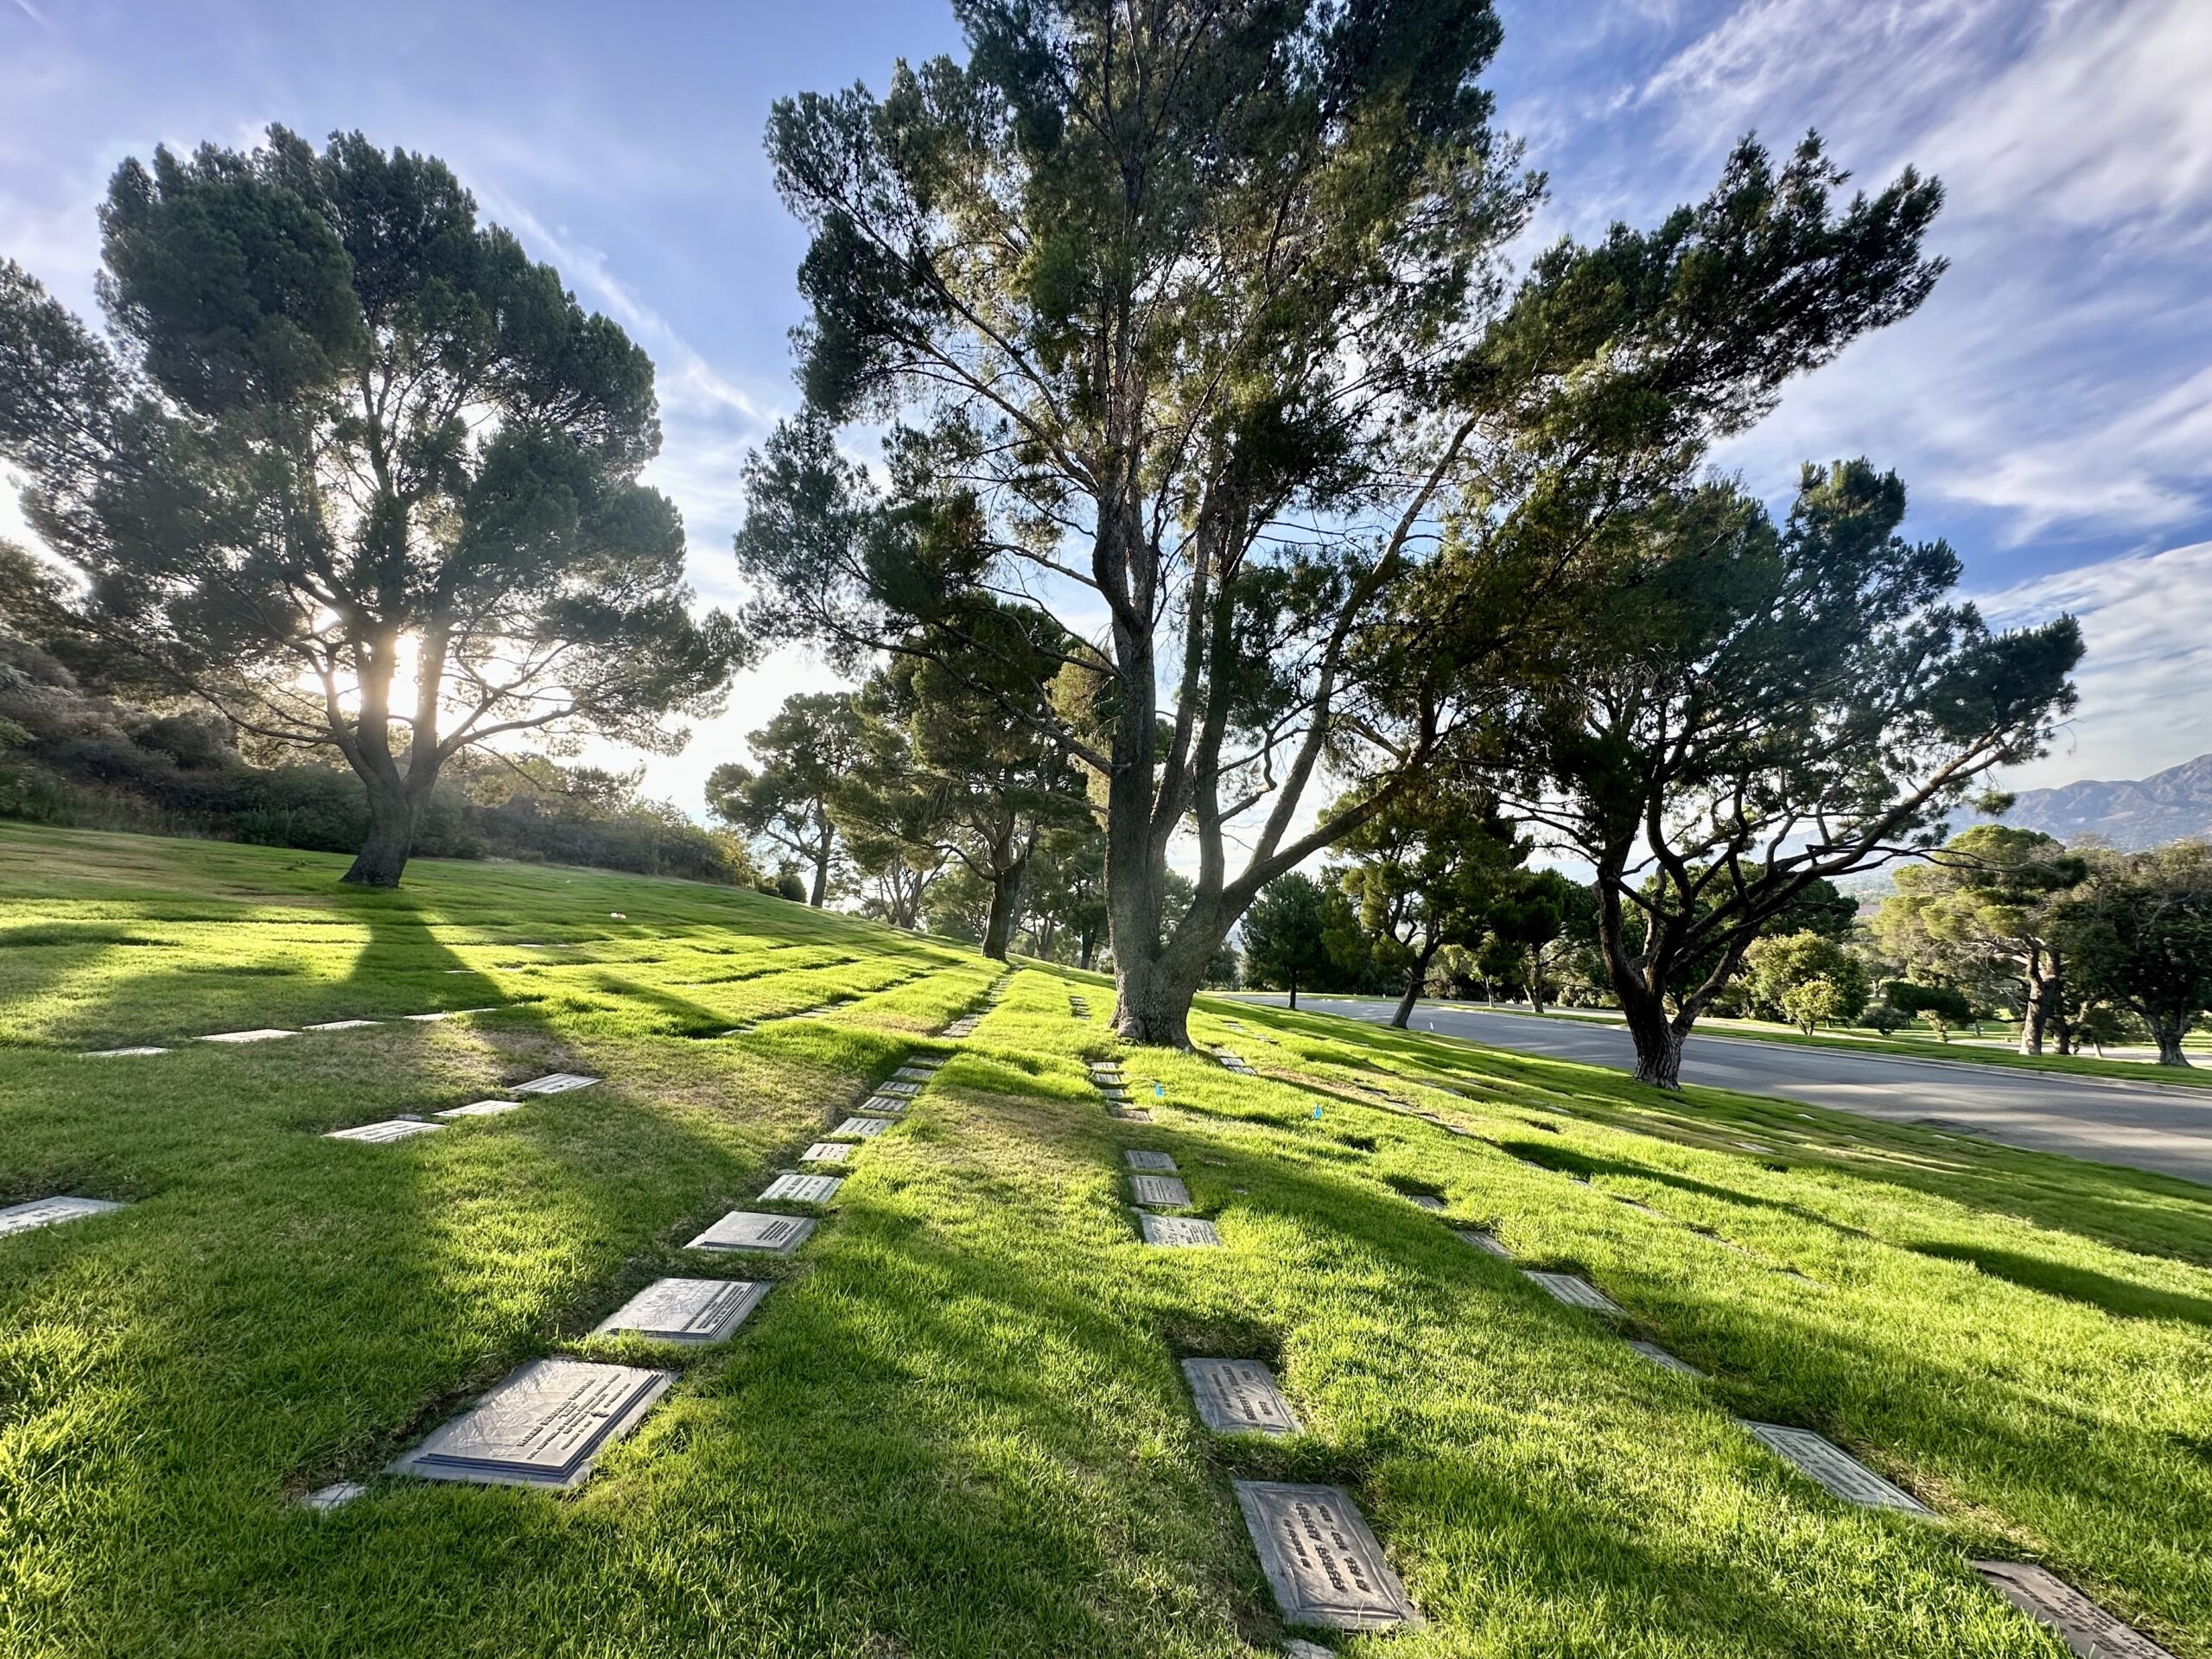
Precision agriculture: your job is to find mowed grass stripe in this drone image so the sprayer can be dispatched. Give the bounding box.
[0,824,2197,1654]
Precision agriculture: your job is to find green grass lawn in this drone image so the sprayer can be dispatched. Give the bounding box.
[3,822,2209,1657]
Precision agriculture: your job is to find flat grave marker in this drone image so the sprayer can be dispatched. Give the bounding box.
[761,1171,843,1205]
[834,1116,895,1139]
[1136,1211,1219,1247]
[1972,1561,2175,1659]
[302,1480,366,1512]
[435,1100,523,1119]
[860,1096,907,1116]
[1522,1271,1624,1316]
[1407,1193,1446,1212]
[893,1067,935,1084]
[0,1196,126,1238]
[306,1020,382,1032]
[389,1358,672,1490]
[879,1081,922,1097]
[1114,1107,1154,1122]
[687,1211,815,1255]
[1628,1340,1706,1378]
[802,1141,855,1164]
[405,1007,497,1022]
[1454,1228,1511,1259]
[1183,1357,1300,1436]
[1130,1173,1192,1208]
[83,1046,168,1058]
[1740,1421,1932,1515]
[513,1072,599,1096]
[202,1028,296,1044]
[595,1277,769,1344]
[1124,1150,1179,1173]
[1282,1643,1336,1659]
[1233,1480,1421,1631]
[326,1118,444,1144]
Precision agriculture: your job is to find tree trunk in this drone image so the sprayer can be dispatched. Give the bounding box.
[2151,1016,2193,1066]
[2018,950,2056,1054]
[1621,988,1685,1088]
[1078,931,1099,972]
[1526,946,1549,1014]
[1391,935,1441,1028]
[1287,972,1298,1013]
[808,839,831,908]
[982,846,1029,963]
[1114,942,1204,1046]
[341,777,416,888]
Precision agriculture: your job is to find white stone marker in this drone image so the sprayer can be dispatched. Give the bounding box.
[435,1100,523,1119]
[1116,1107,1154,1122]
[1184,1358,1300,1435]
[893,1067,934,1084]
[802,1141,854,1164]
[1233,1480,1421,1631]
[1136,1211,1219,1247]
[1628,1341,1706,1378]
[1125,1150,1179,1173]
[1740,1421,1932,1515]
[761,1171,843,1204]
[877,1080,921,1098]
[595,1277,769,1344]
[860,1096,907,1116]
[687,1211,815,1254]
[83,1046,168,1058]
[834,1116,895,1139]
[1131,1173,1192,1208]
[1973,1561,2175,1659]
[389,1357,672,1490]
[1407,1194,1446,1212]
[202,1028,296,1044]
[513,1073,599,1095]
[302,1480,366,1511]
[1522,1271,1624,1315]
[0,1196,126,1237]
[306,1020,383,1031]
[405,1007,496,1022]
[1454,1229,1511,1259]
[326,1118,445,1144]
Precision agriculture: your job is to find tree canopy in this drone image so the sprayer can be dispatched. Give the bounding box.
[0,130,744,886]
[1492,461,2080,1084]
[707,691,865,906]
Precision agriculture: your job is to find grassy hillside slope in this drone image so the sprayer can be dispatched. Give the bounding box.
[1,823,2208,1657]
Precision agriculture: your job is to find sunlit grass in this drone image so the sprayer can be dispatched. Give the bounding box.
[0,823,2206,1656]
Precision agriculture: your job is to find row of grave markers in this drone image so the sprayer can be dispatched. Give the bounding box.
[1149,1046,2176,1658]
[80,1006,503,1058]
[317,1046,955,1503]
[17,975,2168,1656]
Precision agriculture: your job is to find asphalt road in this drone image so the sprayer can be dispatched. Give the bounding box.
[1249,995,2212,1187]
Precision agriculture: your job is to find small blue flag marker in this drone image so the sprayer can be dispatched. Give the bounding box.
[1313,1104,1323,1120]
[1154,1082,1166,1098]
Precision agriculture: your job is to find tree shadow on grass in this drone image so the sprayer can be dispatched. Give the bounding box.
[1904,1240,2212,1326]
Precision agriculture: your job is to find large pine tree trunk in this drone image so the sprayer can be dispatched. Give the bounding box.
[2151,1015,2193,1066]
[1622,987,1685,1088]
[982,843,1029,963]
[342,776,416,888]
[1390,936,1441,1028]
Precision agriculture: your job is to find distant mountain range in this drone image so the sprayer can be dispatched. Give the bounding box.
[1998,752,2212,850]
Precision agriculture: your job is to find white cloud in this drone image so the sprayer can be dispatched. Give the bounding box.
[1976,538,2212,788]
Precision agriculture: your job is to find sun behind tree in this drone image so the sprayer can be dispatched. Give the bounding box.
[0,129,745,887]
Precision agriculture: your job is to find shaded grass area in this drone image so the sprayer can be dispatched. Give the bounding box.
[0,824,2205,1656]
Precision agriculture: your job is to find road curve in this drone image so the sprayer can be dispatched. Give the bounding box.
[1244,995,2212,1188]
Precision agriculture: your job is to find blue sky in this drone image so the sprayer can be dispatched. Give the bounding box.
[3,0,2209,812]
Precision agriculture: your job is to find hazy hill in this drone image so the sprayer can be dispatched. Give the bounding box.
[2000,752,2212,849]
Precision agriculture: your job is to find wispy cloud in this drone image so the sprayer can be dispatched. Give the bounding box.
[1976,538,2212,787]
